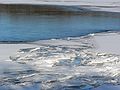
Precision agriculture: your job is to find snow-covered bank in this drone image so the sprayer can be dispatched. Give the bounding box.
[0,44,39,60]
[0,32,120,90]
[0,0,120,13]
[93,32,120,55]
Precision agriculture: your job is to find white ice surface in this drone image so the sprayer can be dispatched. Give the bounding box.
[0,32,120,90]
[93,32,120,55]
[0,44,39,60]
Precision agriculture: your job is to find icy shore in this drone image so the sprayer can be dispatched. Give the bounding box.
[0,0,120,13]
[0,32,120,90]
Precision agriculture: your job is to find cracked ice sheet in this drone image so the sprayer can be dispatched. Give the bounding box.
[1,32,120,90]
[0,44,39,90]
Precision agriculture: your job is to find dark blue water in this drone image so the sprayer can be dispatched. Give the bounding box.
[0,13,120,41]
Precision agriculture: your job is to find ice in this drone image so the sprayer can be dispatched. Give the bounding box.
[1,32,120,90]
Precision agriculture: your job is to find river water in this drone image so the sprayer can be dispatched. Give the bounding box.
[0,10,120,90]
[0,12,120,41]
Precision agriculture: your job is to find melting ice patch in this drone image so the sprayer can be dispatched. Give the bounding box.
[1,32,120,90]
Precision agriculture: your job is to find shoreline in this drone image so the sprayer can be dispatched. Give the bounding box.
[0,0,120,15]
[0,31,119,43]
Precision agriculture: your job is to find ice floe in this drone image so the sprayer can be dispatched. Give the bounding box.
[1,32,120,90]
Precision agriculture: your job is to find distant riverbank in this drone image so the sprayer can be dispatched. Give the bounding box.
[0,0,120,15]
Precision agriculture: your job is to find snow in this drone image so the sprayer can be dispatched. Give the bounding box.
[93,32,120,55]
[0,44,39,60]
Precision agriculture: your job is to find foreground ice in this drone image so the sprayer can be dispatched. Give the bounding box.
[0,32,120,90]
